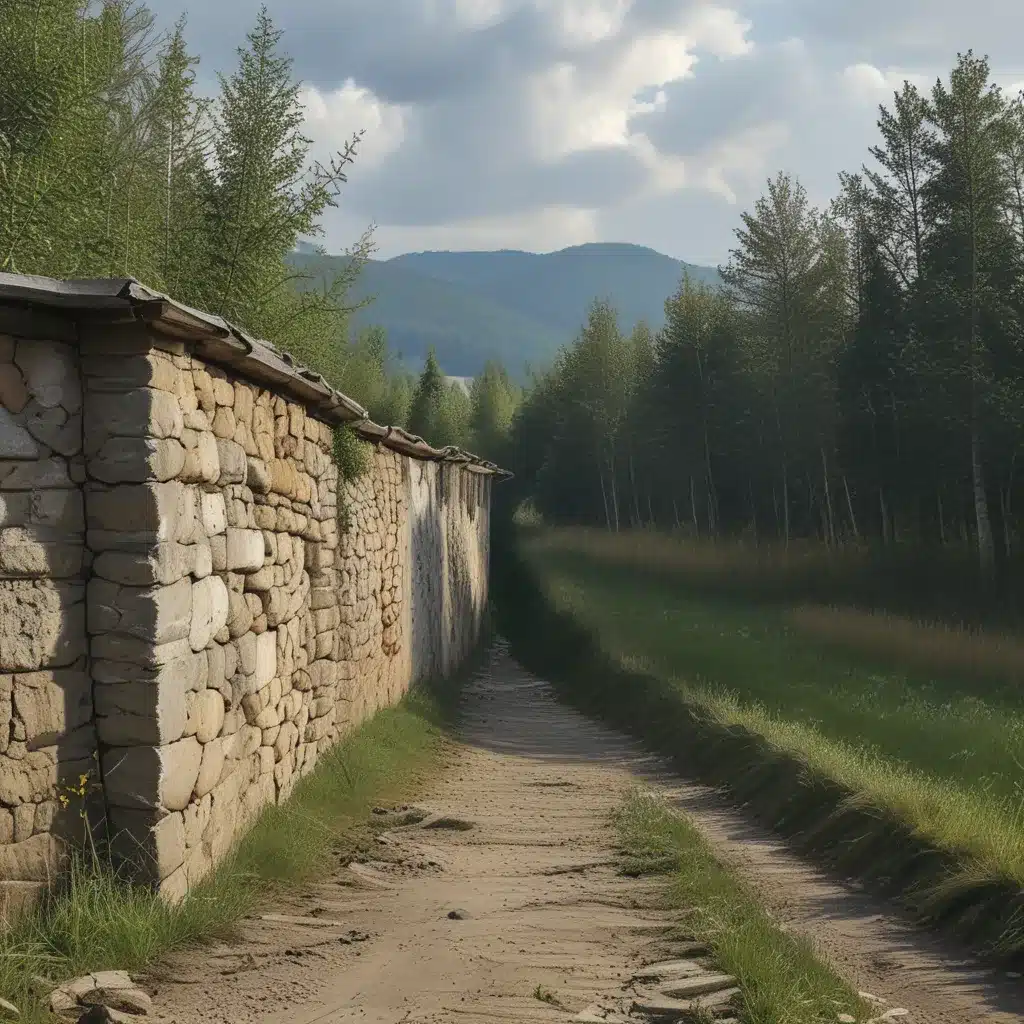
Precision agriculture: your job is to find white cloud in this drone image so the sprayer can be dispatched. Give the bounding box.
[301,80,407,170]
[144,0,1024,263]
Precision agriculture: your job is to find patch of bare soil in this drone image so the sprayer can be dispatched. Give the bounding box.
[149,644,1024,1024]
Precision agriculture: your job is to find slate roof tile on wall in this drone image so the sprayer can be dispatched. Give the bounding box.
[0,273,511,479]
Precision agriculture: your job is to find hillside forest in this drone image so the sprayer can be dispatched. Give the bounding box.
[6,2,1024,585]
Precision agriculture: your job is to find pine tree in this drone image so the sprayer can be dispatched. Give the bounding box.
[917,51,1018,575]
[205,6,367,345]
[408,348,446,441]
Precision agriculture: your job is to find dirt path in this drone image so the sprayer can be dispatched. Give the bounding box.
[150,644,1024,1023]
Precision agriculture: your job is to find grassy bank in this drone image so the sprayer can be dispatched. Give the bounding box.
[491,521,1024,961]
[617,790,868,1024]
[0,674,466,1022]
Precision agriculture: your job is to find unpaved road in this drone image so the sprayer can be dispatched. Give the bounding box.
[150,644,1024,1023]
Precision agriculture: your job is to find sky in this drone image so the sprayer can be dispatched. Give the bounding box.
[146,0,1024,266]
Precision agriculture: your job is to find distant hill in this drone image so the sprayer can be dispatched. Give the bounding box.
[289,241,720,379]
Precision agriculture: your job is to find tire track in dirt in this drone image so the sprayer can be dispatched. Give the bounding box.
[149,643,1024,1023]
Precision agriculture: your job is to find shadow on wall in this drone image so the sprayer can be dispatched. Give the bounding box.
[410,461,445,683]
[0,337,100,919]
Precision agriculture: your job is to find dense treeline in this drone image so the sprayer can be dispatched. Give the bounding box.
[510,52,1024,579]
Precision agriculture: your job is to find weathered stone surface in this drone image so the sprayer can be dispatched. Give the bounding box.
[0,580,84,671]
[0,362,29,413]
[0,456,74,490]
[83,352,179,393]
[0,407,39,459]
[224,528,263,572]
[94,671,188,746]
[91,436,185,483]
[30,489,83,530]
[0,834,60,881]
[85,387,183,450]
[215,439,246,485]
[94,575,192,645]
[254,630,276,687]
[13,670,91,747]
[225,589,253,640]
[194,737,225,798]
[0,527,82,578]
[22,402,81,456]
[159,737,203,811]
[189,576,229,651]
[14,342,77,410]
[190,689,225,744]
[200,492,226,536]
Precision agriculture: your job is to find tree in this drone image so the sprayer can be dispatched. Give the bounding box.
[204,7,367,343]
[408,348,446,441]
[469,361,519,461]
[917,51,1019,576]
[721,172,845,544]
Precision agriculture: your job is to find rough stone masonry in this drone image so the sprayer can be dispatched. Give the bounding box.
[0,275,503,917]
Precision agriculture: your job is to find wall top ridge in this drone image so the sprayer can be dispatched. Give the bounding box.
[0,272,511,479]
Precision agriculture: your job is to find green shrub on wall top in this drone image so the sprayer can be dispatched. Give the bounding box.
[333,424,372,533]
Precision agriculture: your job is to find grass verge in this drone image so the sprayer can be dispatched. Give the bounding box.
[0,664,473,1022]
[490,517,1024,963]
[617,789,868,1024]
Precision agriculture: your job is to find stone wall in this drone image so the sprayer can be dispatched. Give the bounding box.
[0,295,498,911]
[0,331,92,920]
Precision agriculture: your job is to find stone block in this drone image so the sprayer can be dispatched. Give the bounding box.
[225,528,263,572]
[189,576,229,651]
[108,808,185,881]
[14,341,77,411]
[243,564,274,592]
[82,352,179,393]
[84,387,183,452]
[190,689,225,744]
[0,492,29,527]
[29,488,84,530]
[0,579,85,671]
[0,526,82,578]
[0,456,75,491]
[23,402,81,456]
[212,406,236,440]
[0,833,61,881]
[94,669,189,746]
[0,362,28,413]
[226,589,253,639]
[194,737,225,798]
[160,736,203,811]
[212,379,234,406]
[216,439,246,485]
[246,457,271,494]
[90,437,185,483]
[0,407,39,459]
[254,631,276,687]
[12,669,91,747]
[200,492,226,536]
[103,575,193,645]
[92,543,189,587]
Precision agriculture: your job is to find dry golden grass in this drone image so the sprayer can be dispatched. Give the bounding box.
[787,605,1024,690]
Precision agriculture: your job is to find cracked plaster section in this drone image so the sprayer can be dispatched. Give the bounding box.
[0,319,492,910]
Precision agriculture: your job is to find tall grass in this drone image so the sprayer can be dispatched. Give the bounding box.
[617,790,868,1024]
[528,526,1024,631]
[490,519,1024,958]
[0,682,458,1022]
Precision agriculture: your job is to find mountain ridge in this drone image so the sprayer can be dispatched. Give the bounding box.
[291,241,720,378]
